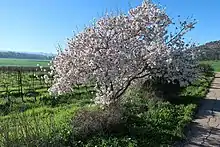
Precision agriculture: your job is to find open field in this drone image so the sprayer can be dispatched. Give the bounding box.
[0,58,50,67]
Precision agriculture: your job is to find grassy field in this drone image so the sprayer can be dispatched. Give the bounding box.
[0,69,214,146]
[0,58,50,67]
[201,60,220,72]
[0,62,215,146]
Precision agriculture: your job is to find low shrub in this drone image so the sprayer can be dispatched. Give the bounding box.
[198,63,215,77]
[71,105,124,141]
[181,75,213,98]
[122,95,196,146]
[141,78,181,99]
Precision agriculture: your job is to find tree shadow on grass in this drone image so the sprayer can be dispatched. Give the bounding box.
[167,95,202,106]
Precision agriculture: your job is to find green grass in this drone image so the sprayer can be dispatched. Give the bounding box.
[0,74,213,146]
[0,58,50,67]
[201,60,220,72]
[0,104,80,146]
[0,65,215,146]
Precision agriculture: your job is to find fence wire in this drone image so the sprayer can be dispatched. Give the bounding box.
[0,66,52,103]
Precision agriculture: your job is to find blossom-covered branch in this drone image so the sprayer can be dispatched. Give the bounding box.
[49,0,199,105]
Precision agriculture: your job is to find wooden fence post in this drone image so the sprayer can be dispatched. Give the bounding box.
[18,68,24,102]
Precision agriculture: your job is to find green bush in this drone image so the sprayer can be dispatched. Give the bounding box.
[181,76,213,98]
[141,78,181,99]
[122,97,196,146]
[198,63,215,77]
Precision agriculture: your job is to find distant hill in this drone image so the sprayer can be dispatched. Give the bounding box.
[0,51,55,60]
[196,40,220,60]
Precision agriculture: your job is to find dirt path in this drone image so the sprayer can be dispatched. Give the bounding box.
[177,73,220,147]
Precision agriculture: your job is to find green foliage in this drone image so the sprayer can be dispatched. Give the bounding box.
[40,89,95,107]
[198,63,215,77]
[181,75,213,98]
[76,73,213,146]
[200,60,220,72]
[0,105,79,146]
[121,95,195,146]
[142,78,181,99]
[0,101,42,116]
[0,67,214,146]
[79,136,138,147]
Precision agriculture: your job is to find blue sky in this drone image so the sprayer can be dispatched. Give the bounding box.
[0,0,220,53]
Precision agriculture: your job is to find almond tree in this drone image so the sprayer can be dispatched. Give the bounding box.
[49,0,198,105]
